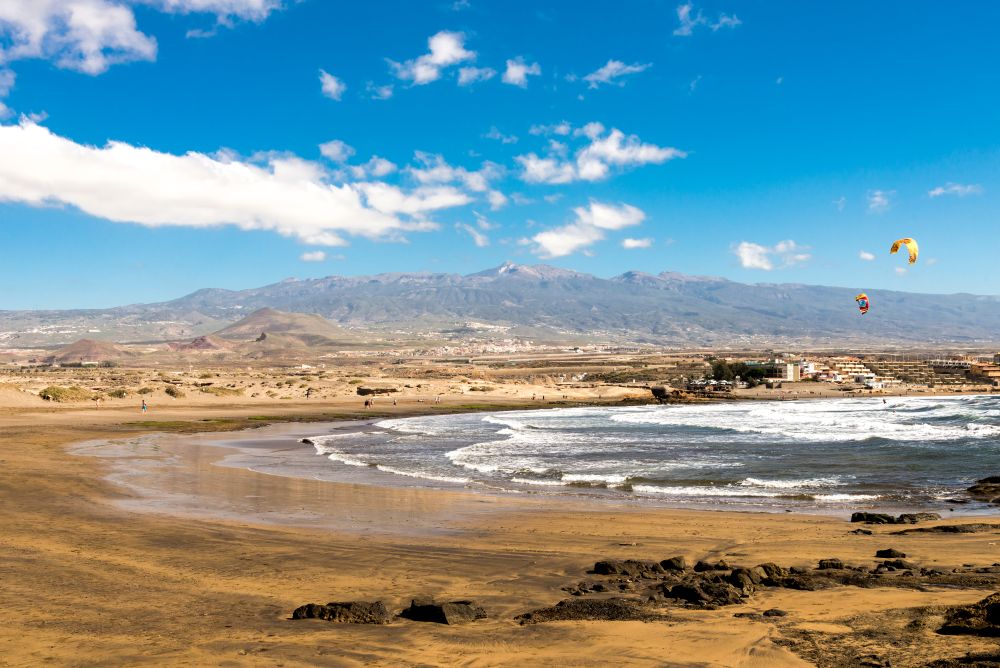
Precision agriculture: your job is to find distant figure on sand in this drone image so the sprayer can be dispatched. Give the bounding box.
[141,399,147,413]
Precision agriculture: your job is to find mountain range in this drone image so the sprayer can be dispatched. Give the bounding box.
[2,262,999,348]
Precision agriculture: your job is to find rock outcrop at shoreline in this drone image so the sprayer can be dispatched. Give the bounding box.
[850,511,942,524]
[967,476,1000,505]
[399,599,488,625]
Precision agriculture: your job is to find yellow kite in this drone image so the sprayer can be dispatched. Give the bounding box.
[889,238,919,264]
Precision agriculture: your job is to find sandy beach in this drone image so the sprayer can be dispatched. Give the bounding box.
[0,394,998,667]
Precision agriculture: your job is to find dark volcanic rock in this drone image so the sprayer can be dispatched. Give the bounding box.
[661,581,744,607]
[937,592,1000,637]
[893,523,1000,535]
[660,556,686,571]
[516,598,658,624]
[967,476,1000,504]
[875,548,907,559]
[852,512,895,524]
[763,608,788,617]
[896,512,942,524]
[817,559,845,570]
[925,652,1000,667]
[291,601,391,624]
[756,562,787,581]
[399,598,487,625]
[881,559,918,570]
[693,559,730,572]
[593,559,664,578]
[728,568,761,595]
[850,528,875,535]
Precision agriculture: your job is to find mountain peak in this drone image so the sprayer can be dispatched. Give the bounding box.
[471,262,588,280]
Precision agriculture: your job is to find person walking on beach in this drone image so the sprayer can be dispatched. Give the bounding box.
[141,399,147,414]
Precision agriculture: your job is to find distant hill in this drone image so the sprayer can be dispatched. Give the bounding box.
[3,263,1000,347]
[213,308,357,348]
[49,338,127,364]
[167,334,234,352]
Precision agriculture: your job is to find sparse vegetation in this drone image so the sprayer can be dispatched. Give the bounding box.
[164,386,185,399]
[137,387,154,394]
[106,388,128,399]
[39,386,94,402]
[199,386,243,397]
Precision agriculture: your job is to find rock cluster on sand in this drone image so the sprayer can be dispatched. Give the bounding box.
[292,598,487,625]
[515,598,660,624]
[937,592,1000,637]
[291,601,391,624]
[851,511,942,524]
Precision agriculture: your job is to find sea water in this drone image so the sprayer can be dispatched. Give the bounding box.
[307,396,1000,512]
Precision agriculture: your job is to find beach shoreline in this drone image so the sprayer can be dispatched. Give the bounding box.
[2,395,999,666]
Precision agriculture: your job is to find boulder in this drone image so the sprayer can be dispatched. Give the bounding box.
[291,601,391,624]
[881,559,917,570]
[817,559,845,570]
[756,562,787,581]
[592,559,664,578]
[693,559,731,572]
[399,598,487,625]
[851,512,895,524]
[875,548,906,559]
[660,556,686,571]
[662,581,743,607]
[763,608,788,617]
[516,598,657,624]
[728,568,761,595]
[937,592,1000,637]
[967,476,1000,504]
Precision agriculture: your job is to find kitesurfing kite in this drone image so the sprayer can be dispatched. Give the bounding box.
[889,238,919,264]
[855,293,870,315]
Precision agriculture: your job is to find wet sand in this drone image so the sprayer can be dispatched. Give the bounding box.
[1,398,999,666]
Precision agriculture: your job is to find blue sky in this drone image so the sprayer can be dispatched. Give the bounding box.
[0,1,998,309]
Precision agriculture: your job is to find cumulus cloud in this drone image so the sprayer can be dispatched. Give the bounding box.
[582,60,651,88]
[673,3,740,36]
[517,125,685,184]
[456,222,489,247]
[365,82,393,100]
[0,120,469,246]
[300,250,326,262]
[0,69,13,119]
[622,237,653,249]
[487,189,508,210]
[0,0,157,75]
[389,30,475,85]
[502,57,541,87]
[867,189,893,213]
[733,240,810,271]
[349,156,397,179]
[859,250,876,261]
[528,200,645,258]
[928,182,983,197]
[457,66,495,86]
[529,121,572,136]
[407,151,502,193]
[318,139,354,163]
[484,126,517,144]
[0,0,280,74]
[319,69,346,100]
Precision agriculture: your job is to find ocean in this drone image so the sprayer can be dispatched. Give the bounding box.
[307,396,1000,513]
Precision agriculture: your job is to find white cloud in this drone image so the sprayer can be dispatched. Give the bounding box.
[867,189,893,213]
[319,69,346,100]
[928,182,983,197]
[487,189,507,210]
[390,30,474,85]
[517,125,685,184]
[502,57,541,87]
[895,266,907,276]
[457,222,489,247]
[583,60,651,89]
[689,74,702,92]
[408,151,501,193]
[833,195,846,211]
[0,120,468,246]
[859,250,875,261]
[349,155,397,179]
[529,121,571,136]
[318,139,354,163]
[528,200,645,258]
[673,3,740,36]
[622,237,653,249]
[733,240,810,271]
[300,250,326,262]
[457,66,495,86]
[0,0,157,75]
[0,69,13,119]
[366,82,393,100]
[141,1,281,21]
[484,126,517,144]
